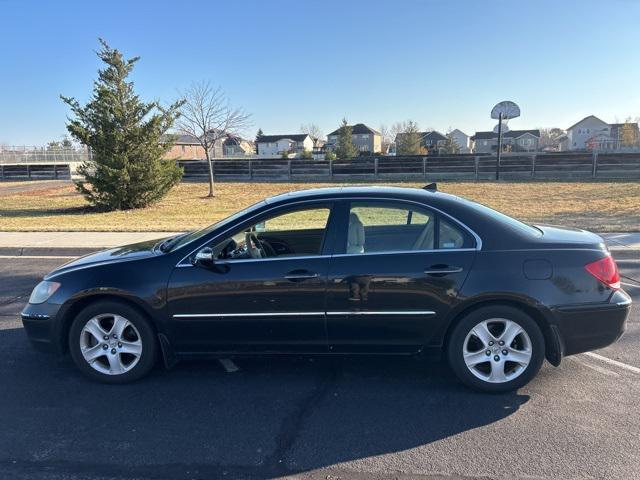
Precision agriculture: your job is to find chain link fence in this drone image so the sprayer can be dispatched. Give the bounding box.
[0,145,90,164]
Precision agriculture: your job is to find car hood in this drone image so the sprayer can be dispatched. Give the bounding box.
[45,238,166,279]
[535,224,606,248]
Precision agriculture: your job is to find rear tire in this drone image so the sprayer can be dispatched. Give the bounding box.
[447,305,545,393]
[68,300,158,384]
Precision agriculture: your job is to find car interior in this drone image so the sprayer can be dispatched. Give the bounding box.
[210,203,468,261]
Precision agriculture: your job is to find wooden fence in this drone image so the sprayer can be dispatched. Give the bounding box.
[0,163,72,180]
[2,152,640,182]
[178,152,640,182]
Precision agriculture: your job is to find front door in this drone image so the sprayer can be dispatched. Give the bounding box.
[325,200,476,353]
[167,203,336,354]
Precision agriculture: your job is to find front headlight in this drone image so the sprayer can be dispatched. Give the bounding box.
[28,281,61,304]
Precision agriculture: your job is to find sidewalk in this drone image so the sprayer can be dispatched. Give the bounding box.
[599,233,640,250]
[0,230,638,257]
[0,231,179,256]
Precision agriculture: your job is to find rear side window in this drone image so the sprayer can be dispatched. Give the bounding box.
[345,201,475,254]
[347,202,435,253]
[439,218,467,249]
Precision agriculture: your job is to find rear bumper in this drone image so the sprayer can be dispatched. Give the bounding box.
[21,302,65,354]
[551,289,631,357]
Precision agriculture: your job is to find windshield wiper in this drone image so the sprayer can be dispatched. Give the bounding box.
[158,232,190,253]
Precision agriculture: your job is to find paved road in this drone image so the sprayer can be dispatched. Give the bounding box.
[0,255,639,480]
[0,179,69,196]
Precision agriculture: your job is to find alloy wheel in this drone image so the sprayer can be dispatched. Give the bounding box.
[462,318,532,384]
[79,313,142,375]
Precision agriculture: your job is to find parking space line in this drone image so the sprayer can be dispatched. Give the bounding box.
[0,255,76,259]
[584,352,640,374]
[219,358,240,373]
[621,281,640,288]
[571,357,620,377]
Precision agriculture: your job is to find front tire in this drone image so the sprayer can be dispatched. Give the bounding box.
[68,300,158,384]
[447,306,545,393]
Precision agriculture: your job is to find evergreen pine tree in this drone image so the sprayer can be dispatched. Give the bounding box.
[255,128,264,154]
[61,39,184,210]
[443,130,460,154]
[335,118,358,159]
[397,121,423,155]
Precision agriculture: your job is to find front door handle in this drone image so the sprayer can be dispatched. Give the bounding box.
[424,265,463,275]
[285,270,320,281]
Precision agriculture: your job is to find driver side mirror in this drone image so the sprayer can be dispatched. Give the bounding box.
[194,247,215,265]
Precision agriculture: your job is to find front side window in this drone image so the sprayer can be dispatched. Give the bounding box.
[212,206,331,261]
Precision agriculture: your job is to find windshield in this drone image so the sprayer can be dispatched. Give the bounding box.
[458,197,542,237]
[166,200,268,252]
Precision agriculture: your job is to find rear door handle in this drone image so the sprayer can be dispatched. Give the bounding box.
[424,265,463,275]
[285,270,319,281]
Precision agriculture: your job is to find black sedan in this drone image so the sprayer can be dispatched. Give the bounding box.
[21,185,631,392]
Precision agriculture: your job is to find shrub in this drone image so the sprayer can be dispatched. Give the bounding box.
[61,40,183,210]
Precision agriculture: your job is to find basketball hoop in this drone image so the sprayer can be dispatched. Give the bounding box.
[491,101,520,180]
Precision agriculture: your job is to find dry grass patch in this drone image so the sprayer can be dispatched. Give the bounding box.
[0,180,638,232]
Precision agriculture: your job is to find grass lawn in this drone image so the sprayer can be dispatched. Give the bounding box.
[0,180,639,232]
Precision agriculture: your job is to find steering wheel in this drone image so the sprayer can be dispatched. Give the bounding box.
[247,232,276,258]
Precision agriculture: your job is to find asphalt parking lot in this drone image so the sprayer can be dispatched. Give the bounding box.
[0,255,639,480]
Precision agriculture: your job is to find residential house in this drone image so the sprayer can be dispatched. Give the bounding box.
[423,131,447,152]
[559,116,640,151]
[559,115,611,151]
[223,135,254,156]
[162,133,254,159]
[162,134,206,160]
[610,122,640,149]
[470,130,540,153]
[326,123,382,154]
[393,130,447,154]
[450,129,470,153]
[256,134,314,157]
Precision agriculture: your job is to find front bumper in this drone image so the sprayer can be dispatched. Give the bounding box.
[551,289,631,357]
[21,302,65,354]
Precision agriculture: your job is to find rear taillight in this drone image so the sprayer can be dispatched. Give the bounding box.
[585,256,620,290]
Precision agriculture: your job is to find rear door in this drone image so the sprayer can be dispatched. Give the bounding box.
[325,199,476,353]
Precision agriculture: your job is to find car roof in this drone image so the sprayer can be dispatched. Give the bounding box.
[265,185,446,204]
[263,185,541,250]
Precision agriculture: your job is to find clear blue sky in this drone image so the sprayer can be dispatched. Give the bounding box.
[1,0,639,145]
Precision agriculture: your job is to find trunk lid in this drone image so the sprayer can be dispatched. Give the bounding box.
[534,225,607,250]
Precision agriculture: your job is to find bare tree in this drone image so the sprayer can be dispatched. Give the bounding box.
[300,123,324,143]
[538,127,565,148]
[177,81,251,197]
[379,124,393,153]
[389,121,409,144]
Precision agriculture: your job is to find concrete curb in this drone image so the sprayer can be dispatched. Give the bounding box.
[0,247,100,257]
[610,249,640,260]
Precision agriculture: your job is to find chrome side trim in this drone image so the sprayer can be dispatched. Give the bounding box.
[173,312,325,318]
[177,254,331,267]
[616,296,632,306]
[424,267,464,274]
[173,310,437,318]
[333,248,476,258]
[326,311,436,316]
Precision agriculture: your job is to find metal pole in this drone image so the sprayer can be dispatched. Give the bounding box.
[496,112,503,180]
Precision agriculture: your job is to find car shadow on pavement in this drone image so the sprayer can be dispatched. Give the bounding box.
[0,327,529,479]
